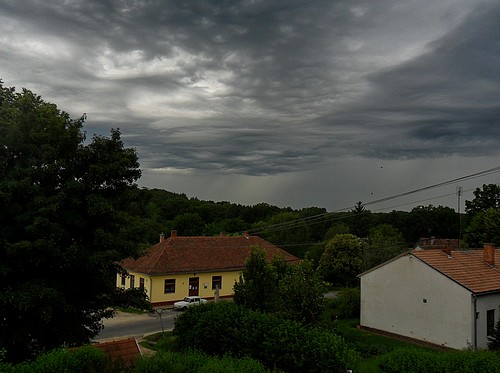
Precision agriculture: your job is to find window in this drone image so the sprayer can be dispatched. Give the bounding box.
[121,275,126,286]
[212,275,222,290]
[487,309,495,336]
[164,279,175,294]
[139,277,145,291]
[130,275,135,288]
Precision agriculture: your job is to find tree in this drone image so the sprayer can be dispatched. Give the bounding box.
[349,202,372,237]
[276,259,327,324]
[318,234,364,286]
[365,224,407,269]
[0,82,149,362]
[465,184,500,216]
[168,212,205,236]
[463,208,500,248]
[253,211,310,257]
[233,247,326,324]
[233,247,279,313]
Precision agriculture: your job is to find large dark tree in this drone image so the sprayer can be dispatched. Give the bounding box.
[465,184,500,216]
[0,82,148,362]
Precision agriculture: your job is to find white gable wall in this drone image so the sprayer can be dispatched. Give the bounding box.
[361,254,473,349]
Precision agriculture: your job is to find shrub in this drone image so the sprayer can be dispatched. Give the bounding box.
[134,350,271,373]
[332,288,360,319]
[0,345,105,373]
[173,301,359,372]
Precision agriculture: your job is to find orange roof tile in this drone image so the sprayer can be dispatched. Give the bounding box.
[94,337,141,365]
[412,248,500,294]
[120,235,301,275]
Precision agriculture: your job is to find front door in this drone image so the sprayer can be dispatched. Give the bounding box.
[189,277,199,296]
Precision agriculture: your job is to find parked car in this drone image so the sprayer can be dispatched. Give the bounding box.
[173,296,208,310]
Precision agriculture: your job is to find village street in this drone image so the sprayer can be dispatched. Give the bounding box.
[94,308,178,342]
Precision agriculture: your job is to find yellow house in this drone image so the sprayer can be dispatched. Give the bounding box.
[117,230,300,306]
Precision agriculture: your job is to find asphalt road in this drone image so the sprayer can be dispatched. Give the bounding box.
[94,308,179,342]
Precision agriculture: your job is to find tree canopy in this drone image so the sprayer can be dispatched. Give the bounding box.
[0,82,148,362]
[233,247,326,324]
[318,234,364,286]
[465,184,500,216]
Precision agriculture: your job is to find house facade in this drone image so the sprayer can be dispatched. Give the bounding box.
[360,243,500,349]
[117,231,300,306]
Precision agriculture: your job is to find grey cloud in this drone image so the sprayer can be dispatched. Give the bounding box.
[1,0,498,182]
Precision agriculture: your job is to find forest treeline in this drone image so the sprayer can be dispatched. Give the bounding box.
[129,186,481,255]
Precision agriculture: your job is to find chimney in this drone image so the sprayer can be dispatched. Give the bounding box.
[483,243,495,267]
[442,241,452,257]
[171,230,177,238]
[244,232,249,239]
[219,232,225,236]
[159,233,165,243]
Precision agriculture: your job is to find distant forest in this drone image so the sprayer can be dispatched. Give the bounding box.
[128,187,464,258]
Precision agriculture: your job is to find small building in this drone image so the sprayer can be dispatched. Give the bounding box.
[360,243,500,349]
[117,231,300,306]
[94,337,142,367]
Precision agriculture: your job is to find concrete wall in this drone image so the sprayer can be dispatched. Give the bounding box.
[360,254,473,349]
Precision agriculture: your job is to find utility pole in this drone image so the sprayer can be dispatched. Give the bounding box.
[457,186,462,250]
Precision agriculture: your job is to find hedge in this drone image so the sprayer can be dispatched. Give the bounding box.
[173,301,358,372]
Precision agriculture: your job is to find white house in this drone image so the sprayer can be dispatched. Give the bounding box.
[360,243,500,350]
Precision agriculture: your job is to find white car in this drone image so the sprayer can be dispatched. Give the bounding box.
[173,296,208,310]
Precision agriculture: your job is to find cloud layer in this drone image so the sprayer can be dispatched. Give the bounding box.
[1,0,499,209]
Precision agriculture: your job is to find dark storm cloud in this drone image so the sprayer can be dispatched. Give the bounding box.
[345,2,500,160]
[1,0,498,180]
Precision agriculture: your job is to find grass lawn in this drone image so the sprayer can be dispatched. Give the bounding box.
[334,319,436,373]
[140,331,178,352]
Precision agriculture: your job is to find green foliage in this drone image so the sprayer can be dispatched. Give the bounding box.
[254,211,310,257]
[135,350,271,373]
[169,212,205,236]
[233,247,279,313]
[0,346,105,373]
[173,301,359,372]
[378,348,500,373]
[365,224,407,269]
[332,288,361,319]
[324,223,350,241]
[463,208,500,247]
[233,247,327,324]
[465,184,500,216]
[318,234,364,286]
[0,82,144,362]
[349,202,373,237]
[276,260,328,324]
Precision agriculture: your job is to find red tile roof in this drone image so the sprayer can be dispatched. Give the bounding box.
[412,248,500,294]
[94,337,141,365]
[120,235,301,275]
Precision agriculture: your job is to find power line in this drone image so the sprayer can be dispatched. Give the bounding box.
[243,166,500,236]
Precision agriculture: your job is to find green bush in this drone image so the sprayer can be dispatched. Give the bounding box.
[134,350,271,373]
[173,301,359,372]
[331,288,360,319]
[378,348,500,373]
[0,345,105,373]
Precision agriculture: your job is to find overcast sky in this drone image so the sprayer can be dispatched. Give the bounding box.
[1,0,499,212]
